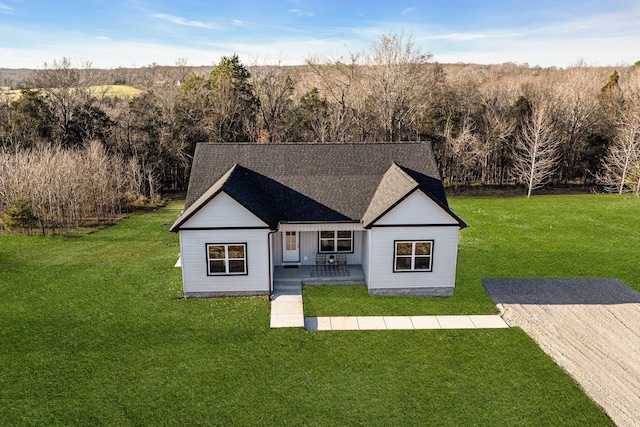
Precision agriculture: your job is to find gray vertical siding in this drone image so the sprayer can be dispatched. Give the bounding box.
[273,229,364,266]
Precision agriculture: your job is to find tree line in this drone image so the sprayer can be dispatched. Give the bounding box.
[1,33,639,231]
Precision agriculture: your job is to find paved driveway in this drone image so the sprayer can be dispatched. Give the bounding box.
[484,278,640,427]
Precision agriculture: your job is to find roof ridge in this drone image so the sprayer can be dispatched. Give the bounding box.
[391,162,419,187]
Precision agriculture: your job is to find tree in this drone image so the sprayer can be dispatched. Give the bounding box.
[66,102,114,146]
[299,87,330,142]
[28,57,108,147]
[6,87,55,146]
[600,110,640,195]
[2,197,37,234]
[601,70,619,93]
[304,54,362,141]
[251,66,296,142]
[364,32,432,141]
[443,112,480,189]
[207,55,258,142]
[554,65,600,182]
[512,103,561,197]
[477,96,515,185]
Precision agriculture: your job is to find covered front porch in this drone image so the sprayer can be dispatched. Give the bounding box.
[273,264,366,286]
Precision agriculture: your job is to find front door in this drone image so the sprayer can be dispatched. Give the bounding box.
[282,231,300,263]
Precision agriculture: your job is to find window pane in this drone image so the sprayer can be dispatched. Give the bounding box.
[414,256,432,270]
[320,239,334,252]
[208,245,225,259]
[337,231,351,238]
[285,233,296,250]
[337,239,352,252]
[209,260,226,273]
[320,231,334,238]
[415,242,431,255]
[228,260,246,273]
[396,242,412,256]
[395,257,412,270]
[228,245,245,259]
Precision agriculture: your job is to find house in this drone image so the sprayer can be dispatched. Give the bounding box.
[170,142,467,298]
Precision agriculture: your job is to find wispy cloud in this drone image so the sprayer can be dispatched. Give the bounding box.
[288,9,314,17]
[153,13,220,29]
[431,31,522,41]
[0,2,14,14]
[401,7,417,17]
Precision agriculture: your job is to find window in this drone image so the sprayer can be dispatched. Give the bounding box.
[285,232,297,251]
[206,243,247,275]
[394,240,433,272]
[319,230,353,253]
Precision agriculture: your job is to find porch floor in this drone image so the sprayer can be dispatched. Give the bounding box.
[274,264,366,285]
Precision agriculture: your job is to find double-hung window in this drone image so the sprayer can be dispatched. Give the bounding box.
[394,240,433,272]
[207,243,247,275]
[319,231,353,253]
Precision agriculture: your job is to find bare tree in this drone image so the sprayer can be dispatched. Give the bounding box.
[304,54,362,141]
[443,112,480,189]
[250,65,296,142]
[512,103,561,197]
[553,64,600,182]
[478,99,515,185]
[600,110,640,195]
[364,32,432,141]
[29,57,106,147]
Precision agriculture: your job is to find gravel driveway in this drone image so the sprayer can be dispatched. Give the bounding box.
[483,278,640,427]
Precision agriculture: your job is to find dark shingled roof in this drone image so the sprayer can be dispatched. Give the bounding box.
[171,142,466,231]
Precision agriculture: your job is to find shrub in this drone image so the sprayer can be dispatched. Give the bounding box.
[3,198,37,233]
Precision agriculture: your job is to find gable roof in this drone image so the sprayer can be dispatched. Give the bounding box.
[170,164,351,231]
[362,162,466,227]
[172,142,465,231]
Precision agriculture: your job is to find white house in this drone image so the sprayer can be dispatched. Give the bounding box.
[170,142,467,297]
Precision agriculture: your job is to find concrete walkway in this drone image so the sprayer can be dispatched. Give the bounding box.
[304,315,508,330]
[270,281,509,330]
[270,281,305,328]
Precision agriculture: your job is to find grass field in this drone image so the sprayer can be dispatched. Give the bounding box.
[1,195,630,425]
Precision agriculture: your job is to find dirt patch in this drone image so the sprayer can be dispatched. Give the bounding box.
[484,278,640,427]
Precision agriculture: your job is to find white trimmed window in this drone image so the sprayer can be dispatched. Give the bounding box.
[206,243,247,275]
[394,240,433,272]
[319,230,353,253]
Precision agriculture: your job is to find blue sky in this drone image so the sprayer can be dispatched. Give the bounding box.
[1,0,639,69]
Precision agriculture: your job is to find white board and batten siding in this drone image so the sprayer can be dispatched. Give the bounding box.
[366,227,459,291]
[178,191,271,296]
[360,229,371,284]
[366,190,461,293]
[183,192,267,228]
[374,190,458,226]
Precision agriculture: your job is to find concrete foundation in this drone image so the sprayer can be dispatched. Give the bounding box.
[185,290,269,298]
[368,287,453,297]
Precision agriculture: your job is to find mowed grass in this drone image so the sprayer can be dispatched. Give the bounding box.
[94,84,141,98]
[0,198,617,425]
[304,194,640,316]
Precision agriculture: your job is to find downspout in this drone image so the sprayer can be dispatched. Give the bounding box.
[267,229,277,301]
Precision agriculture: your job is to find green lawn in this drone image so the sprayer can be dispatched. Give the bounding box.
[304,194,640,317]
[0,197,624,425]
